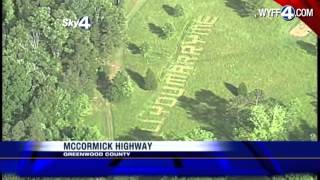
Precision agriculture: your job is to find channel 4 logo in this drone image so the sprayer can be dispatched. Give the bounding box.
[281,6,296,21]
[258,5,313,21]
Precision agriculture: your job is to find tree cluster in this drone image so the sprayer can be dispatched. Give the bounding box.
[227,83,306,141]
[165,82,316,143]
[178,83,316,141]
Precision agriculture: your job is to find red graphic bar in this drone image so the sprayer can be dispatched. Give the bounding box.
[274,0,320,36]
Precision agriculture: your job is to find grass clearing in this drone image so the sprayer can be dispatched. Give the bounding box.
[111,0,317,139]
[84,90,110,138]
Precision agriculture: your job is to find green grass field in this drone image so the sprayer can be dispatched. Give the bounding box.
[109,0,317,139]
[84,90,111,139]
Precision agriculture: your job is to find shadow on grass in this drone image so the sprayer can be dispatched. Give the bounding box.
[224,82,239,96]
[297,40,317,56]
[288,119,317,140]
[115,127,163,140]
[126,68,145,89]
[148,23,164,38]
[307,92,317,113]
[162,4,175,16]
[225,0,251,17]
[96,70,111,99]
[127,42,141,54]
[177,89,235,139]
[177,85,315,140]
[138,177,163,180]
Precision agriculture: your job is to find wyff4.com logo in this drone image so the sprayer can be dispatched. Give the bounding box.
[258,5,313,21]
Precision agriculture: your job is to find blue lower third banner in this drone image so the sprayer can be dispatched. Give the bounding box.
[0,141,319,176]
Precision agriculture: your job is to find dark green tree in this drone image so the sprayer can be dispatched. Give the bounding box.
[173,4,184,17]
[97,68,112,99]
[107,71,133,102]
[140,42,150,58]
[161,23,175,39]
[144,68,158,90]
[3,0,15,25]
[238,82,248,96]
[242,0,265,15]
[11,121,26,140]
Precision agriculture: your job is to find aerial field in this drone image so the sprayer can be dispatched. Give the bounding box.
[110,0,317,140]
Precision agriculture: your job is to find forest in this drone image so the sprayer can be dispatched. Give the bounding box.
[1,0,318,179]
[3,0,126,140]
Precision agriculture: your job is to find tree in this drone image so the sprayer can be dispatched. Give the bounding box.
[233,99,306,141]
[173,4,184,17]
[236,104,288,140]
[86,0,126,56]
[161,23,175,39]
[242,0,265,16]
[113,0,124,7]
[226,88,266,128]
[97,68,112,99]
[140,42,150,58]
[61,30,102,96]
[107,71,133,102]
[183,128,216,141]
[71,125,103,140]
[225,87,307,141]
[238,82,248,96]
[144,68,158,90]
[48,8,72,58]
[3,23,41,125]
[24,109,46,141]
[164,128,216,141]
[274,174,316,180]
[11,121,26,140]
[3,0,15,25]
[3,123,12,140]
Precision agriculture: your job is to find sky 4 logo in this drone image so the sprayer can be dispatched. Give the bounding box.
[62,16,92,30]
